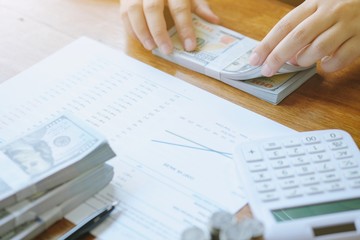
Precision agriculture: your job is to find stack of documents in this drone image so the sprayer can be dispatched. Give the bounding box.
[0,114,116,239]
[153,15,317,104]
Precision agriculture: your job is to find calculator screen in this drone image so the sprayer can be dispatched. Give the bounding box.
[272,198,360,222]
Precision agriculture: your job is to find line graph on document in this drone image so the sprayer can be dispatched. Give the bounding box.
[149,114,248,161]
[137,114,247,207]
[151,130,233,159]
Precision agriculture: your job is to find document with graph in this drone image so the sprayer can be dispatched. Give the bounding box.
[0,37,294,240]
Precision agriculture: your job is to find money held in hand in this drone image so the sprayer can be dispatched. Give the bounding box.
[153,14,316,104]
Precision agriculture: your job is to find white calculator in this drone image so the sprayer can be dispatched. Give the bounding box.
[234,129,360,240]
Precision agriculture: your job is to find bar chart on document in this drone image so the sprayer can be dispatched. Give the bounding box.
[0,38,293,240]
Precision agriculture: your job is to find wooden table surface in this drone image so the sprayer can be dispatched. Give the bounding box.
[0,0,359,239]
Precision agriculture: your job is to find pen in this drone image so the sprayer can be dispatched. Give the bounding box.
[58,202,117,240]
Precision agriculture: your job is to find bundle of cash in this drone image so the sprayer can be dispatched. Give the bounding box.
[0,114,116,238]
[1,178,110,240]
[0,164,114,239]
[0,114,116,209]
[153,14,317,104]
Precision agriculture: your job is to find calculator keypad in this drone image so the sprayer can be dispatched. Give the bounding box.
[236,130,360,203]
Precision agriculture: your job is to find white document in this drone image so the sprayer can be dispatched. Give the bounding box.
[0,37,294,240]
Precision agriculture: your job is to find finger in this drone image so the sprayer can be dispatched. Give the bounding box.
[261,10,335,76]
[192,0,220,24]
[249,2,316,66]
[321,36,360,72]
[126,0,156,50]
[296,23,352,67]
[168,0,196,51]
[144,0,173,54]
[119,1,137,39]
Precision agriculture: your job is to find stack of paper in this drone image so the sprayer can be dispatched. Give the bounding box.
[0,114,116,239]
[153,15,317,104]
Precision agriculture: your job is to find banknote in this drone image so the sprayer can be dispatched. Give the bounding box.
[170,15,245,66]
[154,14,314,81]
[245,73,296,91]
[153,14,316,104]
[1,165,112,240]
[0,164,114,237]
[0,114,115,209]
[0,115,99,178]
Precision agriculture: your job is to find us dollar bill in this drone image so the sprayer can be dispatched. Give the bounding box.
[153,14,313,81]
[0,114,114,208]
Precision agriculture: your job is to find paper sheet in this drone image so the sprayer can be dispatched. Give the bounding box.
[0,37,294,239]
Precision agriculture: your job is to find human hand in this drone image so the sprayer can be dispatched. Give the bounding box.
[249,0,360,77]
[120,0,219,54]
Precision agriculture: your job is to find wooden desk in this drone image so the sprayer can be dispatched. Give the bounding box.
[0,0,359,239]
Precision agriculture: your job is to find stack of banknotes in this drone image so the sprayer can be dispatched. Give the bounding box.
[153,14,317,104]
[0,114,116,240]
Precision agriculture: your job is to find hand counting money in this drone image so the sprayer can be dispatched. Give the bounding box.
[153,14,316,104]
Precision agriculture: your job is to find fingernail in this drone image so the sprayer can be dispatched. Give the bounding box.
[321,55,332,63]
[184,38,196,52]
[160,43,172,55]
[261,64,274,77]
[249,52,260,66]
[144,39,155,50]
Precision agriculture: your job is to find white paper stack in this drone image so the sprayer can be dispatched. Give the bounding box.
[153,14,317,104]
[0,114,116,239]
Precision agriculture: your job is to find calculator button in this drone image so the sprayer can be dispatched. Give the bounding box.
[323,132,343,141]
[334,149,353,159]
[306,144,325,154]
[326,182,345,192]
[350,180,360,188]
[282,138,301,147]
[305,186,323,195]
[260,192,279,202]
[262,141,281,150]
[339,159,358,169]
[312,153,331,163]
[284,188,303,198]
[252,172,272,182]
[271,159,290,169]
[344,169,360,179]
[302,135,321,145]
[296,165,315,175]
[322,172,341,182]
[248,162,268,172]
[302,175,321,185]
[291,156,311,166]
[242,147,263,162]
[275,169,295,179]
[256,182,276,192]
[328,141,347,150]
[266,149,286,159]
[280,179,299,189]
[286,147,305,157]
[316,162,336,173]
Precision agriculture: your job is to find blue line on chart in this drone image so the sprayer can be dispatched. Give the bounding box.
[151,130,232,159]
